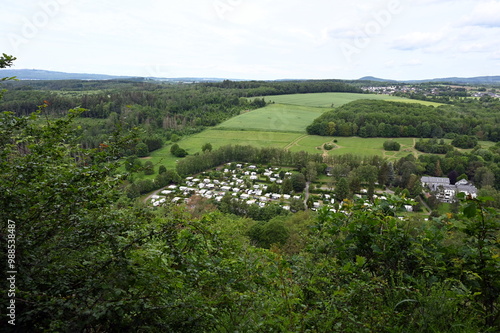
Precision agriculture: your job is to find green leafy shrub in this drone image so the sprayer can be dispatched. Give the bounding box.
[451,134,478,149]
[143,160,154,175]
[248,219,290,248]
[383,140,401,151]
[170,143,188,157]
[135,141,149,157]
[323,142,335,150]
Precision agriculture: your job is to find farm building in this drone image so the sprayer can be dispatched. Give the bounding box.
[421,176,477,203]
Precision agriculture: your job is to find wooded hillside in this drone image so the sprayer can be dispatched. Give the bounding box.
[307,99,500,141]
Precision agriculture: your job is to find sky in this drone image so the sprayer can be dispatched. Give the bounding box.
[1,0,500,80]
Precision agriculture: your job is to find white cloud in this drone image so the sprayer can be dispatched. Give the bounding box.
[384,58,422,68]
[412,0,464,4]
[391,30,448,51]
[2,0,499,79]
[404,58,424,66]
[459,41,496,52]
[327,25,368,40]
[462,0,500,27]
[489,51,500,59]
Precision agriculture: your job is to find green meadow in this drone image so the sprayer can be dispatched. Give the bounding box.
[285,136,417,158]
[179,129,302,153]
[286,135,334,154]
[217,103,328,133]
[325,137,418,158]
[262,92,443,107]
[148,134,421,175]
[143,92,470,173]
[142,129,303,172]
[146,133,494,176]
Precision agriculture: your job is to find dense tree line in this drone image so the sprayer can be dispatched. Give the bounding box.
[202,79,364,97]
[452,134,479,148]
[0,79,362,120]
[0,85,255,123]
[176,145,323,176]
[307,99,500,141]
[3,91,263,151]
[414,138,454,154]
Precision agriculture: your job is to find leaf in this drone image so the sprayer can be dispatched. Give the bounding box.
[355,255,366,267]
[477,196,494,203]
[463,202,477,218]
[394,299,418,310]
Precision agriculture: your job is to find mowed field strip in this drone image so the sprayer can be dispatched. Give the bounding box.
[217,103,327,132]
[261,92,444,108]
[147,129,304,170]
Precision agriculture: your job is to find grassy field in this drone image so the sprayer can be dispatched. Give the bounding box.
[262,92,443,108]
[143,133,495,177]
[182,129,302,151]
[149,133,495,175]
[217,104,328,133]
[327,137,417,158]
[286,136,418,158]
[142,129,303,172]
[286,135,335,154]
[139,92,493,174]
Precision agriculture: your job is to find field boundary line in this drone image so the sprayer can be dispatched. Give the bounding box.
[215,127,304,134]
[284,134,309,150]
[261,101,334,109]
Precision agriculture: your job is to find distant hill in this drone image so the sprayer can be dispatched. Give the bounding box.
[0,69,236,82]
[0,69,138,81]
[407,76,500,84]
[358,76,397,82]
[359,75,500,85]
[2,69,499,85]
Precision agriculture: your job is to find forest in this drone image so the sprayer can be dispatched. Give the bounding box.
[0,78,361,151]
[306,99,500,141]
[2,108,499,332]
[1,54,499,332]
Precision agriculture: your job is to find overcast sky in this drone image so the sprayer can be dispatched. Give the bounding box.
[1,0,499,80]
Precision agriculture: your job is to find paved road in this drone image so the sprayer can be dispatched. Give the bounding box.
[143,186,168,204]
[303,181,310,209]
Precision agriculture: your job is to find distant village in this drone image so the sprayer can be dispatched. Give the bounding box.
[362,85,500,98]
